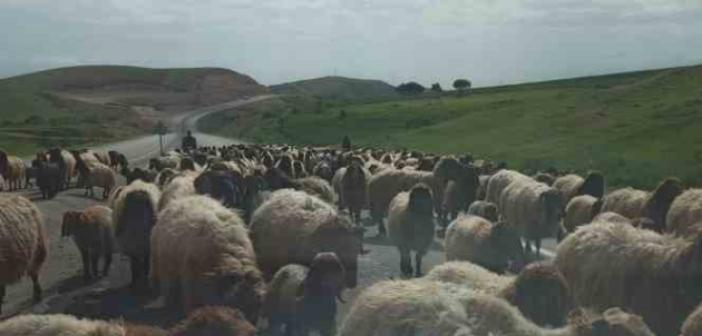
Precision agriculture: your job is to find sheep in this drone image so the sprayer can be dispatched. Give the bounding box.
[113,180,161,291]
[158,171,198,210]
[500,179,563,255]
[441,167,480,222]
[338,278,654,336]
[264,167,336,204]
[194,170,243,208]
[426,261,573,327]
[388,183,435,277]
[562,195,603,235]
[293,160,308,178]
[599,187,649,220]
[639,177,684,233]
[48,148,76,190]
[249,189,363,288]
[61,205,115,281]
[108,150,129,170]
[552,172,605,205]
[477,174,490,200]
[149,154,179,172]
[340,162,368,224]
[35,161,62,199]
[170,306,256,336]
[0,314,125,336]
[466,200,499,222]
[0,150,26,191]
[444,214,523,273]
[0,195,47,314]
[367,156,465,236]
[94,151,112,166]
[263,252,347,336]
[666,188,702,236]
[155,167,177,187]
[122,167,157,184]
[312,160,334,182]
[534,172,556,186]
[331,167,346,209]
[682,304,702,336]
[554,217,702,335]
[151,195,265,322]
[75,160,116,199]
[485,169,530,206]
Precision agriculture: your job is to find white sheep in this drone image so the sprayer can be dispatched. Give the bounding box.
[562,195,602,235]
[113,180,161,291]
[466,200,499,222]
[444,214,523,273]
[599,187,649,220]
[77,162,116,199]
[151,195,265,322]
[158,171,198,210]
[0,314,124,336]
[682,304,702,336]
[249,189,363,288]
[388,183,435,277]
[0,195,47,314]
[555,217,702,335]
[499,179,562,255]
[338,278,654,336]
[666,188,702,236]
[552,172,605,205]
[485,169,530,206]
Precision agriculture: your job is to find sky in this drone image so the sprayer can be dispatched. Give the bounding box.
[1,0,702,87]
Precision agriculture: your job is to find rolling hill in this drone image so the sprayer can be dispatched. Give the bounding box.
[270,76,398,103]
[200,64,702,188]
[0,65,268,155]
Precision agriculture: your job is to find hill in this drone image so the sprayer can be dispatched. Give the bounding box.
[199,64,702,188]
[0,65,268,155]
[270,76,398,104]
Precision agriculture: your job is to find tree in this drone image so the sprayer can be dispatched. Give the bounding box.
[453,79,472,93]
[396,82,425,95]
[430,83,443,92]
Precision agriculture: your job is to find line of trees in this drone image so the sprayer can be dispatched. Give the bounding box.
[395,78,472,95]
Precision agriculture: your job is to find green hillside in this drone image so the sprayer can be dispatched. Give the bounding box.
[200,65,702,188]
[271,76,398,104]
[0,65,267,155]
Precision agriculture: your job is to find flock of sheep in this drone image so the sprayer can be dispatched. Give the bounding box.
[1,143,702,335]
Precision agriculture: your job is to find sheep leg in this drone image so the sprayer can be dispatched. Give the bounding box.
[0,284,5,314]
[377,219,387,238]
[400,250,412,277]
[90,253,100,279]
[80,248,91,281]
[129,256,139,288]
[534,239,542,257]
[414,252,425,278]
[103,252,112,277]
[30,272,41,303]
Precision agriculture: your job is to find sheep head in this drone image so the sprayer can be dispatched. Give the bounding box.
[299,252,347,302]
[505,262,572,328]
[409,183,434,217]
[171,306,256,336]
[61,211,82,237]
[216,269,265,324]
[490,221,524,271]
[570,307,655,336]
[641,177,684,231]
[539,188,564,235]
[579,171,605,199]
[308,217,362,288]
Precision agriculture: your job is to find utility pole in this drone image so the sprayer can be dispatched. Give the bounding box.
[154,121,168,156]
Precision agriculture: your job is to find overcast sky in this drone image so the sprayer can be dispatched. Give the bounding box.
[1,0,702,87]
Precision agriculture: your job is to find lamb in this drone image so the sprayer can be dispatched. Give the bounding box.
[682,304,702,336]
[151,195,265,322]
[338,278,654,336]
[35,161,62,199]
[263,252,347,336]
[485,169,530,206]
[555,217,702,335]
[368,156,465,236]
[562,195,603,235]
[249,189,363,288]
[666,188,702,236]
[340,162,368,224]
[552,172,605,206]
[500,179,563,255]
[0,195,47,314]
[158,171,198,210]
[599,187,649,220]
[466,200,499,222]
[170,306,256,336]
[441,167,480,222]
[444,214,523,273]
[426,261,573,327]
[61,205,115,281]
[76,160,116,199]
[113,180,161,291]
[0,150,26,191]
[388,183,435,277]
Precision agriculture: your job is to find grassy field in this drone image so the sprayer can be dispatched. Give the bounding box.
[200,65,702,188]
[0,65,267,156]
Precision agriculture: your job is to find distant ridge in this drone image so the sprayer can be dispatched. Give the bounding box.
[270,76,398,103]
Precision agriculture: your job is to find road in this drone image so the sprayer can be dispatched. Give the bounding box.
[0,94,557,330]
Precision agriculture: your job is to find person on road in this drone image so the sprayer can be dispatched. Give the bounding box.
[182,130,198,151]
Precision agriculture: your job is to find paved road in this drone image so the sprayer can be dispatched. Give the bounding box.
[1,94,557,330]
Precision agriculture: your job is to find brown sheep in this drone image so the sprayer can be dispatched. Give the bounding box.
[61,205,115,281]
[340,162,368,224]
[599,187,649,220]
[388,183,435,277]
[442,167,480,222]
[0,150,26,191]
[263,252,346,336]
[170,306,257,336]
[0,195,47,314]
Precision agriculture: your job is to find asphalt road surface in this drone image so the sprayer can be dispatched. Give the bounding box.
[1,94,557,330]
